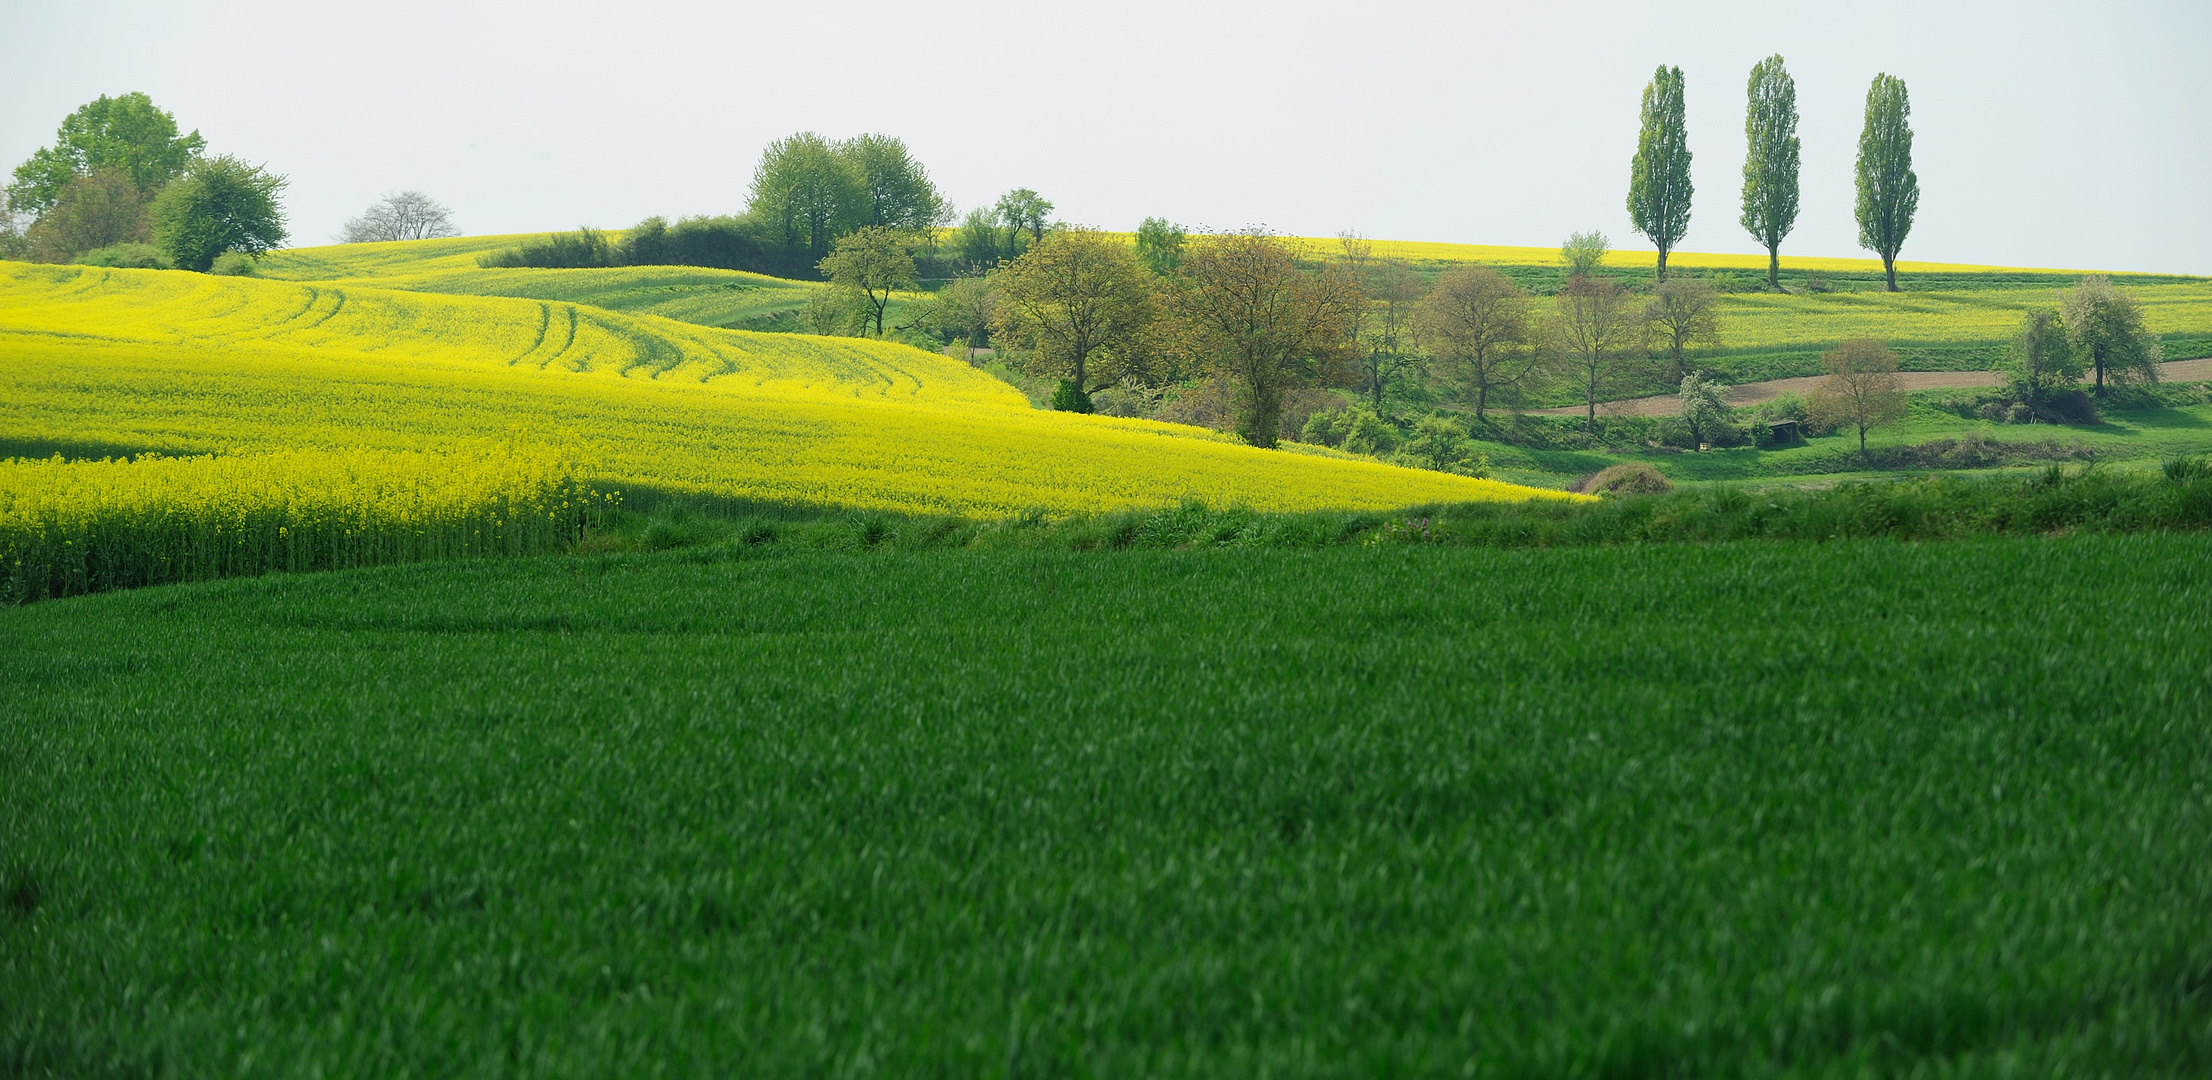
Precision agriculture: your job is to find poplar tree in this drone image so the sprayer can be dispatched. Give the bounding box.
[1854,74,1920,293]
[1739,55,1800,290]
[1626,65,1692,280]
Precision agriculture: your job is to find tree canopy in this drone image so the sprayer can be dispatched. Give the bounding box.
[1627,66,1692,279]
[149,156,288,272]
[844,134,951,233]
[994,189,1054,248]
[6,92,204,216]
[990,227,1156,412]
[1165,232,1362,448]
[23,168,149,262]
[1560,230,1609,282]
[744,133,949,275]
[1135,217,1186,276]
[2060,277,2161,394]
[1739,55,1801,290]
[816,226,917,338]
[1854,74,1919,293]
[747,132,868,271]
[1415,266,1531,420]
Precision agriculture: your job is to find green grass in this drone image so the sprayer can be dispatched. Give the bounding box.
[5,537,2210,1076]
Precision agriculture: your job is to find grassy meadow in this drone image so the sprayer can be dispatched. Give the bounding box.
[6,536,2210,1076]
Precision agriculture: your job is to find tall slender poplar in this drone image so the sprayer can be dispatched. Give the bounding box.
[1854,74,1920,293]
[1627,65,1692,280]
[1739,55,1800,290]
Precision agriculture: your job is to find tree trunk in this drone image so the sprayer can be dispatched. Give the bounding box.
[2094,350,2105,396]
[1474,379,1487,422]
[1767,245,1780,290]
[1655,246,1669,281]
[1585,368,1598,432]
[1883,255,1898,293]
[1858,422,1869,457]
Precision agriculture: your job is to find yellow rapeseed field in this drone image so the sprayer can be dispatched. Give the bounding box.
[0,444,599,602]
[256,235,823,327]
[0,263,1571,523]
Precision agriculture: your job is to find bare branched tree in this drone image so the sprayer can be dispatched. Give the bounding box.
[1810,337,1908,457]
[340,190,460,243]
[1416,266,1533,421]
[1551,275,1638,431]
[1643,277,1722,385]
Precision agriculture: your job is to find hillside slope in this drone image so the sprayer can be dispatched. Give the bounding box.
[0,263,1563,515]
[258,235,2212,389]
[254,234,819,329]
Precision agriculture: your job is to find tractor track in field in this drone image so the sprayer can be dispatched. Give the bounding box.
[1533,358,2211,417]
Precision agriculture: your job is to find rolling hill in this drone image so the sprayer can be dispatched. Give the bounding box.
[0,262,1559,516]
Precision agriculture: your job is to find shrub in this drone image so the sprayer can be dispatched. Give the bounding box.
[618,214,769,270]
[1304,406,1400,456]
[1580,462,1674,496]
[1390,416,1489,477]
[1050,380,1094,414]
[477,227,615,269]
[71,242,171,269]
[207,252,256,276]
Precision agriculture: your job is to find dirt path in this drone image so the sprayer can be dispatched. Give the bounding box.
[1535,358,2211,418]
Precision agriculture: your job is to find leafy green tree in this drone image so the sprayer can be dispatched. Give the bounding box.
[817,226,917,337]
[2060,276,2161,395]
[1643,276,1721,385]
[746,132,866,271]
[0,204,27,260]
[2002,308,2082,408]
[989,228,1156,412]
[993,188,1053,257]
[1627,65,1692,280]
[1678,372,1733,447]
[149,156,287,272]
[23,168,148,262]
[923,275,996,360]
[803,286,865,337]
[842,134,949,232]
[1165,231,1364,448]
[7,92,204,215]
[1415,265,1533,421]
[954,208,1001,272]
[1854,74,1920,293]
[1559,230,1609,282]
[1810,337,1907,457]
[1739,55,1801,290]
[1391,415,1487,476]
[1135,217,1186,276]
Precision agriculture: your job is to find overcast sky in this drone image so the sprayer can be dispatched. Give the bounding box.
[6,0,2207,273]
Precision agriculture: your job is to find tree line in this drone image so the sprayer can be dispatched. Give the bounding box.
[1629,56,1920,292]
[3,93,288,273]
[477,132,1057,281]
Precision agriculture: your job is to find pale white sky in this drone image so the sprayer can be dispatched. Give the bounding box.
[5,0,2207,273]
